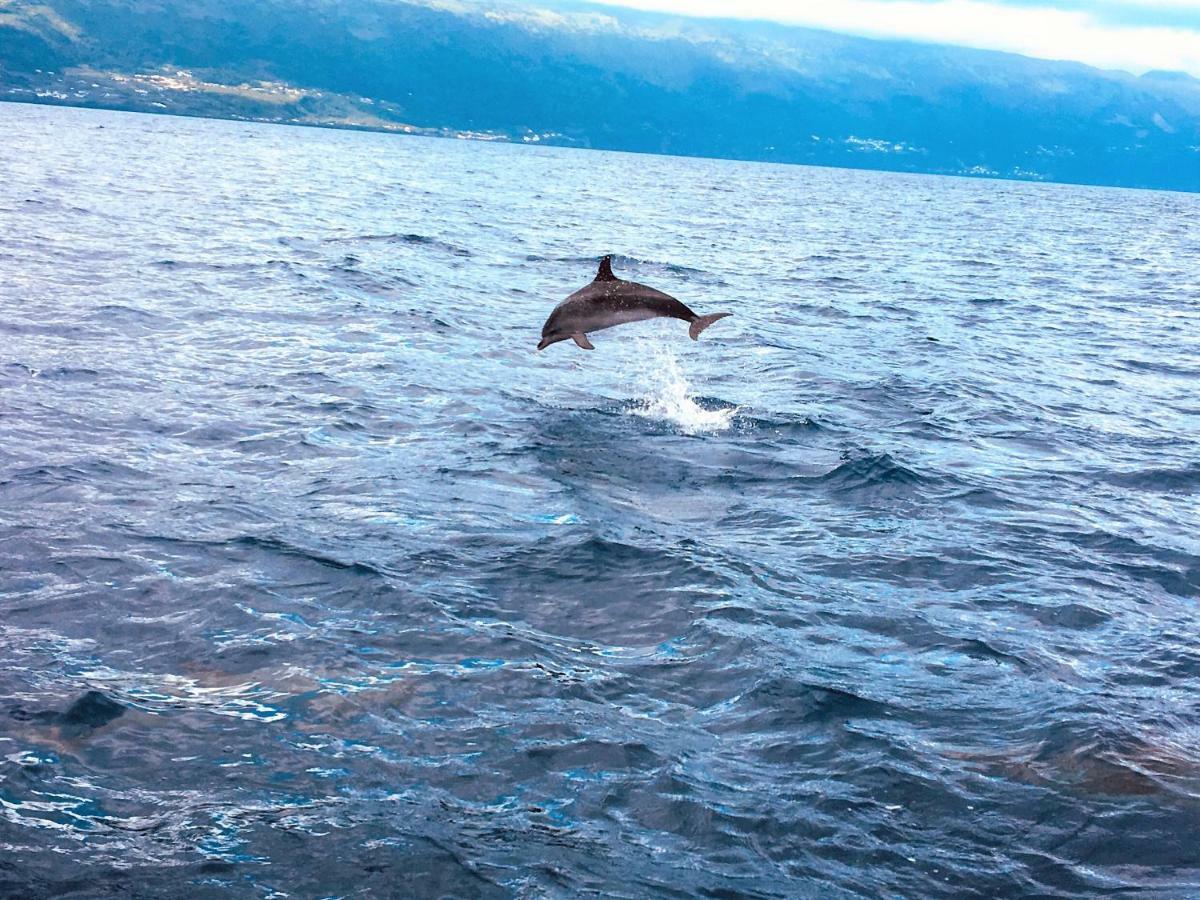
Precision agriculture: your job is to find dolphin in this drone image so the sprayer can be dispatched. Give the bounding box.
[537,256,731,351]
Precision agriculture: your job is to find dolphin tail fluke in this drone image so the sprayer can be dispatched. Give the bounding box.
[572,333,595,350]
[689,312,732,341]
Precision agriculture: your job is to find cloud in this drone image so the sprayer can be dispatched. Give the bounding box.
[582,0,1200,75]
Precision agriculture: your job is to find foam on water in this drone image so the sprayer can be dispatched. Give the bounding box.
[627,339,738,434]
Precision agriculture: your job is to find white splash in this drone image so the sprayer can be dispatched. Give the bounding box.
[626,339,737,435]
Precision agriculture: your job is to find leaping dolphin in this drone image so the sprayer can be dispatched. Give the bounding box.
[537,256,731,351]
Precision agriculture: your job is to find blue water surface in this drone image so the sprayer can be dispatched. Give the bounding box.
[1,101,1199,897]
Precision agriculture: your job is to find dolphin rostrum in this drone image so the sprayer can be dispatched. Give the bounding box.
[537,256,731,351]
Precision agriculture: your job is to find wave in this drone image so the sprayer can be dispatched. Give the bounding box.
[1099,462,1200,494]
[1,365,105,382]
[813,450,935,495]
[1022,601,1111,630]
[2,361,37,379]
[728,411,825,436]
[93,303,165,320]
[524,252,717,280]
[109,530,390,582]
[228,535,388,578]
[4,459,148,486]
[327,232,471,256]
[151,258,261,272]
[1032,527,1200,599]
[324,262,419,294]
[1116,358,1200,378]
[812,274,858,287]
[666,448,944,503]
[950,722,1200,799]
[608,253,712,278]
[710,677,896,735]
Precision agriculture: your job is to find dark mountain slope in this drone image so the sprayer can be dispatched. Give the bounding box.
[2,0,1198,190]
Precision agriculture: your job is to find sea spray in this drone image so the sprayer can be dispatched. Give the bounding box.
[626,338,737,435]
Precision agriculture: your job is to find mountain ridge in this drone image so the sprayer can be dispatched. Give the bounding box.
[2,0,1198,191]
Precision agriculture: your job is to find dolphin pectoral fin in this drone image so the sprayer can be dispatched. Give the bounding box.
[688,312,732,341]
[572,333,595,350]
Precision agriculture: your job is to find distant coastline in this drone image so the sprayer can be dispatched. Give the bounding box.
[1,67,553,146]
[7,94,1199,197]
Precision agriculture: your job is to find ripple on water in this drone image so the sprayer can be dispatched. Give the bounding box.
[1,104,1199,898]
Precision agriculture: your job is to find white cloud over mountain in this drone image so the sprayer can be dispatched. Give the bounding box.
[582,0,1200,75]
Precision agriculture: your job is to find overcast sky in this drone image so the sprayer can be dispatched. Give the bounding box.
[586,0,1200,75]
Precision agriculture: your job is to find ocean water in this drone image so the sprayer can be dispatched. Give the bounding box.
[1,100,1198,898]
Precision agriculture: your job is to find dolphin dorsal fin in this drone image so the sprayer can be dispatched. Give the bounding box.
[594,255,616,282]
